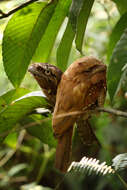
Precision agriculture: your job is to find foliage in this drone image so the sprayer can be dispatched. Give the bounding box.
[68,156,115,175]
[65,154,127,189]
[107,28,127,102]
[0,0,127,189]
[68,153,127,177]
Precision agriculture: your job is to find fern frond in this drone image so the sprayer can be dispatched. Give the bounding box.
[112,153,127,171]
[66,154,127,189]
[68,156,115,176]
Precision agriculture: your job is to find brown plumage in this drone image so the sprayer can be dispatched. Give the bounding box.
[28,62,62,107]
[52,56,106,172]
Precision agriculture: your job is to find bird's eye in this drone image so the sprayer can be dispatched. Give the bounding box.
[45,70,50,75]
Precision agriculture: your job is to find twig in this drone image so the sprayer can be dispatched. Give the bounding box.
[96,107,127,118]
[33,107,127,118]
[0,107,127,140]
[53,107,127,119]
[0,130,26,167]
[0,0,39,19]
[0,175,27,183]
[9,176,27,183]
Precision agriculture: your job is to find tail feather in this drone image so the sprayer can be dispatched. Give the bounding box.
[77,119,100,147]
[55,127,73,173]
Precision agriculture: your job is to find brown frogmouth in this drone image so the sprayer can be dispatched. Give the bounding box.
[28,57,107,172]
[52,57,106,172]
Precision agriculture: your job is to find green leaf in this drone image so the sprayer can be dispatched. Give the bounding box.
[2,1,57,87]
[107,28,127,102]
[4,132,18,148]
[114,68,127,95]
[0,88,30,111]
[57,21,75,71]
[69,0,83,31]
[27,114,56,147]
[56,0,84,71]
[112,0,127,15]
[0,91,48,136]
[57,0,84,71]
[75,0,94,52]
[107,12,127,61]
[33,0,72,62]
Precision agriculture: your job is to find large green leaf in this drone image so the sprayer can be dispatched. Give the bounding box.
[0,88,30,111]
[0,91,48,135]
[33,0,72,62]
[56,21,75,71]
[115,69,127,95]
[2,1,57,87]
[107,12,127,61]
[27,114,56,147]
[0,89,55,147]
[69,0,83,31]
[75,0,94,52]
[56,0,84,71]
[107,28,127,102]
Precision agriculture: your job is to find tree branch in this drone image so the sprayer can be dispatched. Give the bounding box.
[96,107,127,118]
[31,107,127,118]
[0,130,26,167]
[0,107,127,139]
[53,107,127,119]
[0,0,39,19]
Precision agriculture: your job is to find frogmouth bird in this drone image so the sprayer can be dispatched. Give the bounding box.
[28,62,62,107]
[52,56,106,172]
